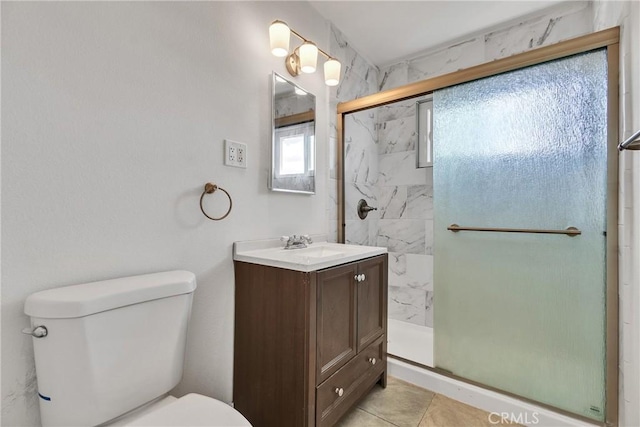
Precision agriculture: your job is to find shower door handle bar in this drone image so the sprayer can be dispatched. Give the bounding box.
[447,224,581,236]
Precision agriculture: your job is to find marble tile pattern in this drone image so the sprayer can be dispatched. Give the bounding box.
[374,93,433,324]
[338,377,522,427]
[377,152,427,187]
[378,62,409,92]
[375,100,432,326]
[378,2,593,92]
[484,3,592,60]
[406,38,484,85]
[326,177,338,243]
[330,24,379,103]
[273,92,314,119]
[377,219,425,254]
[377,116,417,154]
[378,186,407,220]
[345,182,376,220]
[379,184,433,221]
[406,184,433,220]
[327,25,380,243]
[388,253,433,291]
[344,181,379,246]
[377,99,416,123]
[388,285,427,326]
[344,110,379,186]
[345,218,379,247]
[387,252,434,327]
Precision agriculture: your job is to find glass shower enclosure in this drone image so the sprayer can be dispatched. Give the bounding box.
[339,30,618,423]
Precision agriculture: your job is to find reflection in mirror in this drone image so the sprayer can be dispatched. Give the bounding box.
[270,72,316,194]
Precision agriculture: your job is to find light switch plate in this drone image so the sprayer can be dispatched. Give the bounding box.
[224,140,247,168]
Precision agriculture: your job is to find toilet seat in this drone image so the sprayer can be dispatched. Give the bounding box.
[125,393,251,426]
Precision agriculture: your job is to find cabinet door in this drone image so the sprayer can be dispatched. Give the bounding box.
[356,255,387,352]
[317,262,358,384]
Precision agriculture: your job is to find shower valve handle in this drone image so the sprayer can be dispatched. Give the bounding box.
[357,199,377,220]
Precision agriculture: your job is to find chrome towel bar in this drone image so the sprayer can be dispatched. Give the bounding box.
[447,224,581,237]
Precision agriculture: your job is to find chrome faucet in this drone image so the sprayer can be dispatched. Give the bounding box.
[281,235,313,249]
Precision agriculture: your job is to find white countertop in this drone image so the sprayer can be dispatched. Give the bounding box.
[233,235,387,272]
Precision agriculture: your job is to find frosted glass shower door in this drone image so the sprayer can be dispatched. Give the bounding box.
[433,50,609,420]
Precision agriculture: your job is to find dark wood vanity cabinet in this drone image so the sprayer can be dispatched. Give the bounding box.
[233,254,388,427]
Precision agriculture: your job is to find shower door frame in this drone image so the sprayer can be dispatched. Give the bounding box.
[336,27,619,426]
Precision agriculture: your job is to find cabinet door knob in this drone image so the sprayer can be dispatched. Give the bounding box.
[335,387,344,397]
[354,274,359,282]
[368,357,376,365]
[361,274,366,281]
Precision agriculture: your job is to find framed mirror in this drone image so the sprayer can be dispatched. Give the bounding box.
[270,72,316,194]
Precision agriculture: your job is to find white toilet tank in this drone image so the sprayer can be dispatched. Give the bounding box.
[24,270,197,427]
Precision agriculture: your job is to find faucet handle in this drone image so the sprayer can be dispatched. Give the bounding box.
[302,235,313,244]
[280,235,290,242]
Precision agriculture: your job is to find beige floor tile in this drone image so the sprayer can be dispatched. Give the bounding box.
[357,376,436,427]
[419,394,520,427]
[337,408,396,427]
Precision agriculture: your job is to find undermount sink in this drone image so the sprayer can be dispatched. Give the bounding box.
[233,235,387,272]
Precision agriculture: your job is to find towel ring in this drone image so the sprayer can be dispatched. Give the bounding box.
[199,183,232,221]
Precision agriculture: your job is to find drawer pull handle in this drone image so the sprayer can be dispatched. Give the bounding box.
[335,387,344,397]
[368,357,376,365]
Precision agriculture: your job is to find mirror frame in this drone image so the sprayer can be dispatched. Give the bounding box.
[270,72,316,194]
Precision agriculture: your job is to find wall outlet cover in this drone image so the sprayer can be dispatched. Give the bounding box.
[224,140,247,168]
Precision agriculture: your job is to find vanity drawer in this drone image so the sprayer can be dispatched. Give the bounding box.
[316,336,385,427]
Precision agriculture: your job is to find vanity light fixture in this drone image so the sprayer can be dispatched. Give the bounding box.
[269,20,341,87]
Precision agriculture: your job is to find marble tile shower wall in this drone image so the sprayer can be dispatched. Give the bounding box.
[378,99,434,327]
[344,108,379,247]
[378,2,592,92]
[376,1,593,328]
[329,2,593,327]
[328,24,380,243]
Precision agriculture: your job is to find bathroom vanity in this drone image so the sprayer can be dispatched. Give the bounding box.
[233,238,388,426]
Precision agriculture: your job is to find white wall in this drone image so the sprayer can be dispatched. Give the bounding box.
[1,2,331,425]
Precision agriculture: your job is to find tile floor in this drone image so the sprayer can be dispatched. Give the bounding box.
[338,376,517,427]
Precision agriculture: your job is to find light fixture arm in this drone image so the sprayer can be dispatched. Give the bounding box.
[289,27,333,60]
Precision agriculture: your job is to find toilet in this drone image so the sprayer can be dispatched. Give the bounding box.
[24,270,251,427]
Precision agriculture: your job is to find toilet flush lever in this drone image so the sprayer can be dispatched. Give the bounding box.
[22,326,48,338]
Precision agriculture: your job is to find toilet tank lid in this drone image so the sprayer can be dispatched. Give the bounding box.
[25,270,197,319]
